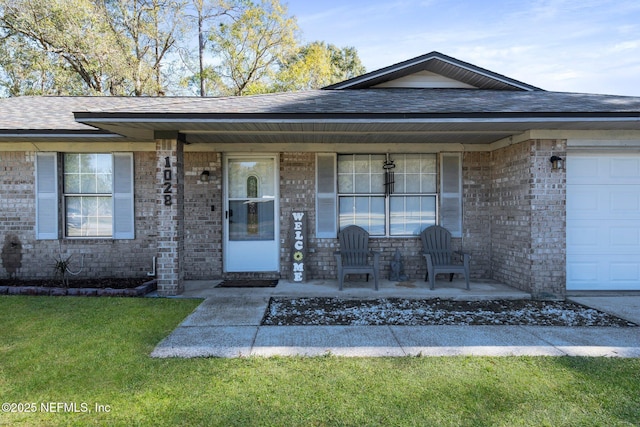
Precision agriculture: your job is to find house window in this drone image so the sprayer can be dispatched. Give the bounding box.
[337,154,437,236]
[36,152,135,240]
[64,154,113,237]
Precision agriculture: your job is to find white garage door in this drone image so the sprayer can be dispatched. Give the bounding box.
[567,153,640,290]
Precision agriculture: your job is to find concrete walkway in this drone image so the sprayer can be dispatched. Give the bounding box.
[151,279,640,358]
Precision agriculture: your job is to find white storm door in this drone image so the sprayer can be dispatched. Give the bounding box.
[224,155,279,272]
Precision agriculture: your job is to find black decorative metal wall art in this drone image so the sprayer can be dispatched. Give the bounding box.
[383,153,396,197]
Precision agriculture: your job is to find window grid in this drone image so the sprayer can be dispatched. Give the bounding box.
[63,154,113,238]
[337,154,438,237]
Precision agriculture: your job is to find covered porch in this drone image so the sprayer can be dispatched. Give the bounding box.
[177,277,531,300]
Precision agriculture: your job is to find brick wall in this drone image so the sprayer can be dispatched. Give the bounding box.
[2,145,568,297]
[279,153,435,282]
[490,141,533,290]
[183,152,223,279]
[155,139,184,295]
[279,153,316,279]
[462,152,492,278]
[1,152,36,278]
[529,139,566,298]
[0,151,157,280]
[489,140,567,298]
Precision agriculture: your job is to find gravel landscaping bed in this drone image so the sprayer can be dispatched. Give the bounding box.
[262,297,638,327]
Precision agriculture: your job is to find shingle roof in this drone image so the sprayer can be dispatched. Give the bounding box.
[73,89,640,116]
[1,89,639,141]
[0,96,158,132]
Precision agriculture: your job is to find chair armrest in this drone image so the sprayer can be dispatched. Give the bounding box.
[422,252,435,269]
[454,251,471,266]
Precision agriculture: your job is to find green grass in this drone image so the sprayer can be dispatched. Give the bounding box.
[1,296,639,426]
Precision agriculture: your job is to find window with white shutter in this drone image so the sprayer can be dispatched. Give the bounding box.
[113,153,135,239]
[316,153,337,238]
[36,153,59,239]
[316,152,463,238]
[35,152,134,239]
[440,153,463,237]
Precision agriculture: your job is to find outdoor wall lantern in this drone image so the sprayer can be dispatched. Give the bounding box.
[550,156,564,171]
[200,170,210,182]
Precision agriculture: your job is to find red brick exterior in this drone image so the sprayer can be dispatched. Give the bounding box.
[490,139,567,298]
[1,141,567,298]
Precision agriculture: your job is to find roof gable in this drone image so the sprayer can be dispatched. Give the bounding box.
[323,51,543,91]
[371,70,477,89]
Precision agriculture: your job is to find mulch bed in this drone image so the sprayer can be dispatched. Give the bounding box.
[262,297,638,327]
[0,278,156,297]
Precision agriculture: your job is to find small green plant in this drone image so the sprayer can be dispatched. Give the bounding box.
[52,253,73,287]
[51,242,84,287]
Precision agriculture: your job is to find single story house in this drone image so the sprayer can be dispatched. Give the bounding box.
[2,51,640,299]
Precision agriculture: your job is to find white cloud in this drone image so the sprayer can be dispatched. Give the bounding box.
[612,40,640,52]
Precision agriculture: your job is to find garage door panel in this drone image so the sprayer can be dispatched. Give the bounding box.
[566,224,601,250]
[569,221,640,253]
[610,158,640,179]
[567,254,640,290]
[609,262,640,282]
[567,259,600,286]
[569,156,640,185]
[568,186,640,219]
[609,224,640,248]
[567,153,640,290]
[566,188,600,217]
[610,188,640,213]
[567,157,600,184]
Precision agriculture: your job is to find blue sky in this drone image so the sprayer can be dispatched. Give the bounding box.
[286,0,640,96]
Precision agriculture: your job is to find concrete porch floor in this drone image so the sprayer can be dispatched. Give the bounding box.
[178,277,531,300]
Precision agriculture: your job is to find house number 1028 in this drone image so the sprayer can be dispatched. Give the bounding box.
[163,157,172,206]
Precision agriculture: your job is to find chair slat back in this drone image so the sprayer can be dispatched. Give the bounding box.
[420,225,452,265]
[339,225,370,266]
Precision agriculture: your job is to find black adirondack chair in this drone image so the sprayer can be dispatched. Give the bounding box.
[334,225,380,291]
[420,225,470,290]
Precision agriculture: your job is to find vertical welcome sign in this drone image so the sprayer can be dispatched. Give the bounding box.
[290,212,306,282]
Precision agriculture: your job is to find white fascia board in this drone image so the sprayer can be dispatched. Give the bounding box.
[80,116,640,125]
[0,132,122,139]
[329,54,536,91]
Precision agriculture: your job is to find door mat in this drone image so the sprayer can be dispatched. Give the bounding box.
[216,279,279,288]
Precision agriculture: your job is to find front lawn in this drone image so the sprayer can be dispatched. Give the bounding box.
[1,296,639,426]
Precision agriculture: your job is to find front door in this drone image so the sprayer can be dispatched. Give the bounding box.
[224,155,279,272]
